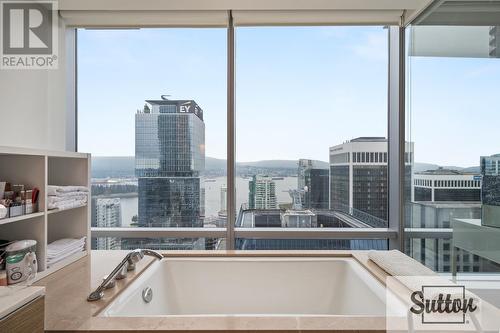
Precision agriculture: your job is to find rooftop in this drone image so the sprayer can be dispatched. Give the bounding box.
[415,167,479,176]
[145,99,196,106]
[413,201,482,208]
[482,154,500,159]
[350,137,387,142]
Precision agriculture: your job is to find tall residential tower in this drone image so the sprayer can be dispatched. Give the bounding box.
[92,198,122,250]
[248,175,277,209]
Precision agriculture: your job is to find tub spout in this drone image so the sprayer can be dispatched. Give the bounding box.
[142,249,163,260]
[87,249,162,302]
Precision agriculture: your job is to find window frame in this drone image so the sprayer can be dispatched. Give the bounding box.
[74,13,407,251]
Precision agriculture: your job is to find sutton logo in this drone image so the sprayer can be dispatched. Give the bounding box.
[1,0,58,69]
[410,285,478,324]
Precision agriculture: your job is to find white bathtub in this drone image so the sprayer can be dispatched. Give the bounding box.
[100,257,391,317]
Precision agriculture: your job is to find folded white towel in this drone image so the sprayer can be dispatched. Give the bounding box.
[47,247,85,267]
[47,185,88,196]
[48,198,87,210]
[48,191,88,199]
[47,246,84,260]
[48,194,87,204]
[47,242,85,256]
[47,237,86,251]
[47,237,86,268]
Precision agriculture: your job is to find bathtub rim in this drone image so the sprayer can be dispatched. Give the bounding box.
[97,254,393,318]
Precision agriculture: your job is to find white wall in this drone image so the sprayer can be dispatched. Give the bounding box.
[0,19,75,152]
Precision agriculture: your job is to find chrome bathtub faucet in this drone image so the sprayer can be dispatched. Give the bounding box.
[87,249,163,302]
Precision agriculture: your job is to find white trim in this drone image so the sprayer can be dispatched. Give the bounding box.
[58,0,434,27]
[404,228,452,239]
[232,10,404,26]
[58,0,432,12]
[0,145,89,158]
[60,10,229,28]
[92,227,227,239]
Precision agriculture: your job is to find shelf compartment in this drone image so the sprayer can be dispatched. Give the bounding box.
[0,154,45,211]
[48,156,89,187]
[0,215,46,272]
[0,146,90,280]
[47,205,88,244]
[0,212,45,225]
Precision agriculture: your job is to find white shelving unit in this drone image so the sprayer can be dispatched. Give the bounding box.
[0,146,90,281]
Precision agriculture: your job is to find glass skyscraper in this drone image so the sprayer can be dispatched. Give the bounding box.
[481,154,500,228]
[135,99,205,228]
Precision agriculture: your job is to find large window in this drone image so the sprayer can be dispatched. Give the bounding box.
[78,28,227,250]
[234,26,389,250]
[78,25,393,251]
[405,19,500,273]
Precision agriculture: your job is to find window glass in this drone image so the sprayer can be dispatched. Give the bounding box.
[78,28,227,250]
[405,22,500,273]
[235,26,389,249]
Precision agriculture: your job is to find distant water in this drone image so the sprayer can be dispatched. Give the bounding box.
[118,176,297,227]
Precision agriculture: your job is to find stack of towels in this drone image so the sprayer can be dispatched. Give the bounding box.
[47,185,88,210]
[47,237,86,268]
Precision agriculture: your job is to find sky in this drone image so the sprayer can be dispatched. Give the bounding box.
[77,27,500,167]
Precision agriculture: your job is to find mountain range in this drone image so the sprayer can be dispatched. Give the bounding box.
[91,156,479,178]
[91,156,329,178]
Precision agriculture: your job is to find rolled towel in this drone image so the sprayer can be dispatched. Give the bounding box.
[368,250,436,277]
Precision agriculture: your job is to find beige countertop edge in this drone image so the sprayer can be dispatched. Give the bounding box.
[35,250,394,332]
[0,285,45,319]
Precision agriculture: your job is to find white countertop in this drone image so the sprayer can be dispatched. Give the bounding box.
[0,286,45,319]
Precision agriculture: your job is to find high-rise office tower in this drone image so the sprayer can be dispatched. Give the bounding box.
[329,137,388,220]
[135,98,205,228]
[413,168,481,203]
[92,198,122,250]
[481,154,500,227]
[304,168,329,209]
[248,175,277,209]
[330,137,413,222]
[410,169,482,272]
